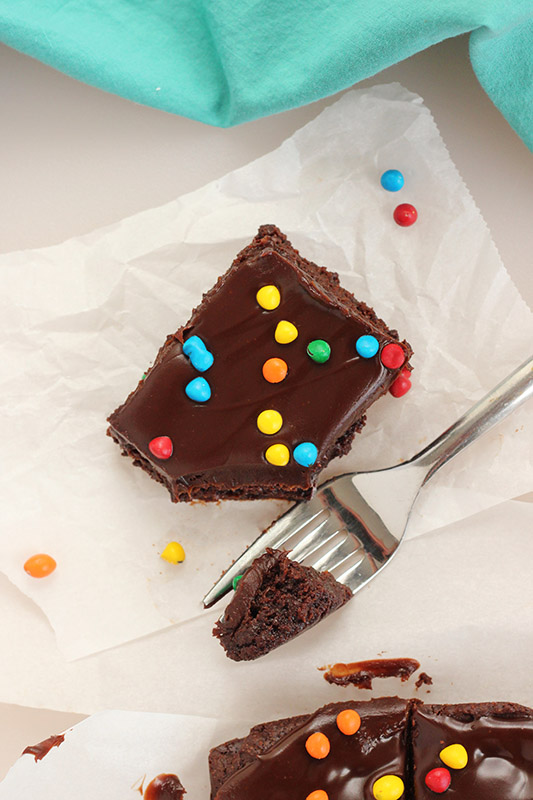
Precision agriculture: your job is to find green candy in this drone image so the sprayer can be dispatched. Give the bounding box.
[307,339,331,363]
[232,575,243,591]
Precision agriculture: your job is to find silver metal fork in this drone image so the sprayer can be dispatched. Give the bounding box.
[203,356,533,608]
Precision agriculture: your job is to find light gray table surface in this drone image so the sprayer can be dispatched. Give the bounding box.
[1,32,532,781]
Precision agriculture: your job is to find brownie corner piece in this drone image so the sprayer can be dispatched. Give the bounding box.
[108,225,412,502]
[213,548,352,661]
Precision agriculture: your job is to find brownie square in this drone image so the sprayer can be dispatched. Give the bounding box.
[210,697,411,800]
[411,701,533,799]
[108,225,412,502]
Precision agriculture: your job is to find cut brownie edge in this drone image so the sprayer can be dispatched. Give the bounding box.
[107,415,367,503]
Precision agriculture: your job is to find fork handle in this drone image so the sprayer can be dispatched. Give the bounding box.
[410,356,533,484]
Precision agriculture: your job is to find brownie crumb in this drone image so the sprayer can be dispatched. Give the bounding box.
[415,671,433,689]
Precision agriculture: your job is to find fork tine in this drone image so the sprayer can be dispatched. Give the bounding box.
[284,518,341,563]
[310,532,356,573]
[332,553,377,591]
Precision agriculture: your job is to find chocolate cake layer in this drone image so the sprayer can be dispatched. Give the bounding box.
[213,548,352,660]
[108,226,412,502]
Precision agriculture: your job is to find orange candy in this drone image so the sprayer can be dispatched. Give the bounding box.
[24,554,57,578]
[306,792,329,800]
[305,732,330,760]
[336,709,361,736]
[262,357,288,384]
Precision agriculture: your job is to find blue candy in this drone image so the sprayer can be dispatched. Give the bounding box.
[185,377,211,403]
[380,169,404,192]
[293,442,318,467]
[356,335,379,358]
[183,335,214,372]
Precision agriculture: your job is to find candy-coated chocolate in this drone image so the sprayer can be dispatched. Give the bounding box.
[232,575,243,590]
[275,320,298,344]
[356,335,379,358]
[149,435,174,459]
[372,774,404,800]
[183,335,214,373]
[265,443,290,466]
[293,442,318,467]
[424,768,451,793]
[185,377,211,403]
[381,343,405,369]
[160,542,185,564]
[306,791,328,800]
[305,732,330,760]
[439,743,468,770]
[389,368,411,398]
[256,285,281,310]
[380,169,404,192]
[393,203,418,227]
[307,339,331,363]
[257,409,283,435]
[262,357,288,383]
[24,554,57,578]
[336,708,361,735]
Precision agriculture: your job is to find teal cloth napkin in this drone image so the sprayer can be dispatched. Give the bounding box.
[1,0,532,148]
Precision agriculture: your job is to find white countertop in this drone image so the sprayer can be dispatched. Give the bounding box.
[1,32,532,781]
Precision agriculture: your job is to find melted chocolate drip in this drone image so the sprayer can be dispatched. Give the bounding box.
[22,733,65,761]
[323,658,420,689]
[144,774,185,800]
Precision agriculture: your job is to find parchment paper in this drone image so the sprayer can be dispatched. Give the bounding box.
[0,498,531,722]
[0,710,239,798]
[0,84,531,662]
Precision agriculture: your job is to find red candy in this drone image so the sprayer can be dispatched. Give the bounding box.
[389,368,411,398]
[424,768,451,793]
[148,436,173,459]
[381,343,405,369]
[393,203,418,227]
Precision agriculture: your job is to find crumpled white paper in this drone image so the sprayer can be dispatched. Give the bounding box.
[0,498,532,723]
[0,83,531,662]
[1,501,533,791]
[0,709,242,798]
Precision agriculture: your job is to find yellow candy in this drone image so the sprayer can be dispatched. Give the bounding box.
[265,443,290,466]
[275,320,298,344]
[256,285,281,310]
[160,542,186,564]
[372,775,404,800]
[439,743,468,770]
[257,409,283,435]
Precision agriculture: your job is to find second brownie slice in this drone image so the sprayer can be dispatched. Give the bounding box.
[108,225,412,502]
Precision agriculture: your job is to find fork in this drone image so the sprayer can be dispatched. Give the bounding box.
[203,356,533,608]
